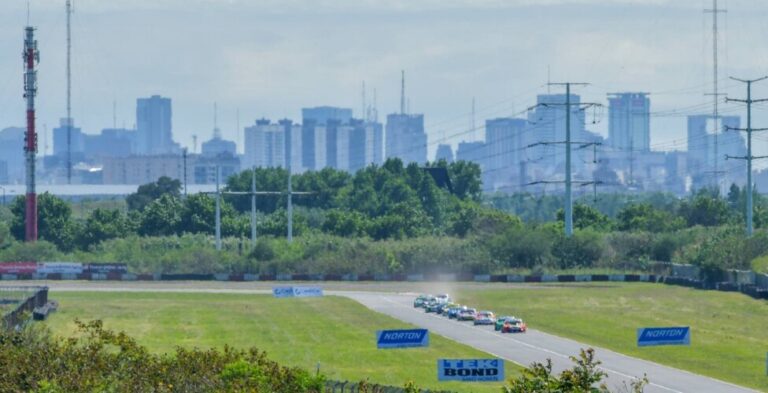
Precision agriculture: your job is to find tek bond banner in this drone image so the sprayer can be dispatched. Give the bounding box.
[376,329,429,349]
[438,359,504,382]
[637,326,690,347]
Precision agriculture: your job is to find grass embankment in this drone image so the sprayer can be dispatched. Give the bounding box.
[47,292,519,393]
[458,282,768,391]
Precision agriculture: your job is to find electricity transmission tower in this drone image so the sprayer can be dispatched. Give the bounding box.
[704,0,727,189]
[527,82,602,237]
[725,76,768,237]
[66,0,73,184]
[207,167,312,250]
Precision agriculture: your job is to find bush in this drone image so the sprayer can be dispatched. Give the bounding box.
[551,230,604,269]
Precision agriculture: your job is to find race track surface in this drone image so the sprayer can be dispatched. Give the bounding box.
[26,281,756,393]
[342,292,756,393]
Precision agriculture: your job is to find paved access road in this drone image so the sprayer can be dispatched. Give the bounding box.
[26,281,756,393]
[343,292,756,393]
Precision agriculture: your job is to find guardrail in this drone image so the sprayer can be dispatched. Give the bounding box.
[1,286,48,330]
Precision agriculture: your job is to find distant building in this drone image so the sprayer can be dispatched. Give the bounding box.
[435,144,454,163]
[0,127,25,184]
[456,141,485,165]
[527,94,586,174]
[201,134,237,158]
[337,119,383,173]
[301,107,353,170]
[53,118,85,158]
[102,153,239,185]
[243,119,301,170]
[484,118,527,189]
[136,95,178,155]
[687,115,745,189]
[0,160,7,184]
[608,93,650,152]
[86,128,136,158]
[386,113,427,165]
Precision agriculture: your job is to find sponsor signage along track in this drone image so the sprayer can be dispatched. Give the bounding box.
[272,286,324,298]
[376,329,429,349]
[438,359,504,382]
[637,326,690,347]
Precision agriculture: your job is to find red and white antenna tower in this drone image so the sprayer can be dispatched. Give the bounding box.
[23,25,40,242]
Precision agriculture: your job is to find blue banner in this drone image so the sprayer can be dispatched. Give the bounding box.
[376,329,429,349]
[273,287,295,298]
[293,286,323,297]
[438,359,504,382]
[637,327,690,347]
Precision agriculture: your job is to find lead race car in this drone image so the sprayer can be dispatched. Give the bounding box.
[413,294,432,308]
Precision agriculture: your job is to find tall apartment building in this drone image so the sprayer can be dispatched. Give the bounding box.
[385,113,427,165]
[136,95,177,155]
[243,118,301,170]
[608,93,650,152]
[687,115,745,189]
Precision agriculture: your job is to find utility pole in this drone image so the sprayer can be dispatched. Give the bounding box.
[251,167,257,247]
[705,0,727,189]
[725,76,768,237]
[527,82,601,237]
[215,166,221,250]
[66,0,73,184]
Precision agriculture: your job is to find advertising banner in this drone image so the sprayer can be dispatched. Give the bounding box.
[37,262,83,274]
[376,329,429,349]
[0,262,38,274]
[272,287,295,298]
[437,359,504,382]
[292,286,323,297]
[637,327,690,347]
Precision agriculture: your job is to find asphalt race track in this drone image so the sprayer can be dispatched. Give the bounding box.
[344,292,755,393]
[29,281,756,393]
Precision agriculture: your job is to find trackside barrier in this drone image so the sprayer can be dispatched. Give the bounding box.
[474,274,490,282]
[541,275,558,282]
[407,274,424,282]
[324,380,454,393]
[575,274,591,282]
[506,274,524,283]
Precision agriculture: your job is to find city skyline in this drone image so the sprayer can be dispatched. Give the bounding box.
[2,1,768,162]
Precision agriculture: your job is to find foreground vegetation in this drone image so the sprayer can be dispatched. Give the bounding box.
[46,292,518,393]
[458,282,768,391]
[2,161,768,279]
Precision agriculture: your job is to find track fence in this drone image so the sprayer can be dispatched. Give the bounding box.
[1,286,48,330]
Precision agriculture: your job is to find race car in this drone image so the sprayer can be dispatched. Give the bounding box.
[436,302,455,315]
[501,317,527,333]
[457,308,477,321]
[495,316,515,331]
[425,300,442,313]
[413,294,432,308]
[473,311,496,326]
[447,305,466,319]
[435,294,452,304]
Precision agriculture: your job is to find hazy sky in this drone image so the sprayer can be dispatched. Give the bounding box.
[2,0,768,163]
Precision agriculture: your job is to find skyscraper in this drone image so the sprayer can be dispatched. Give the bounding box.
[687,115,745,189]
[608,93,650,152]
[527,94,586,173]
[136,95,176,155]
[484,118,528,189]
[302,107,352,170]
[435,144,454,163]
[385,113,427,164]
[244,118,301,170]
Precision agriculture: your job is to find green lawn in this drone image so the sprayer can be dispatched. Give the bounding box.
[46,291,519,393]
[457,282,768,391]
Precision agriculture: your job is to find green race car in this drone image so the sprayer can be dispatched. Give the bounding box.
[495,316,515,331]
[413,294,433,308]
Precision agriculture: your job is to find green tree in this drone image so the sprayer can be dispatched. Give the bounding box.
[557,203,613,231]
[551,230,604,269]
[178,193,243,237]
[10,193,77,251]
[679,189,733,227]
[322,209,369,237]
[448,160,482,201]
[617,203,685,233]
[137,194,182,236]
[76,208,131,250]
[126,176,182,211]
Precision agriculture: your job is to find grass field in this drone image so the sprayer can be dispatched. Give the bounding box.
[457,282,768,391]
[46,291,520,393]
